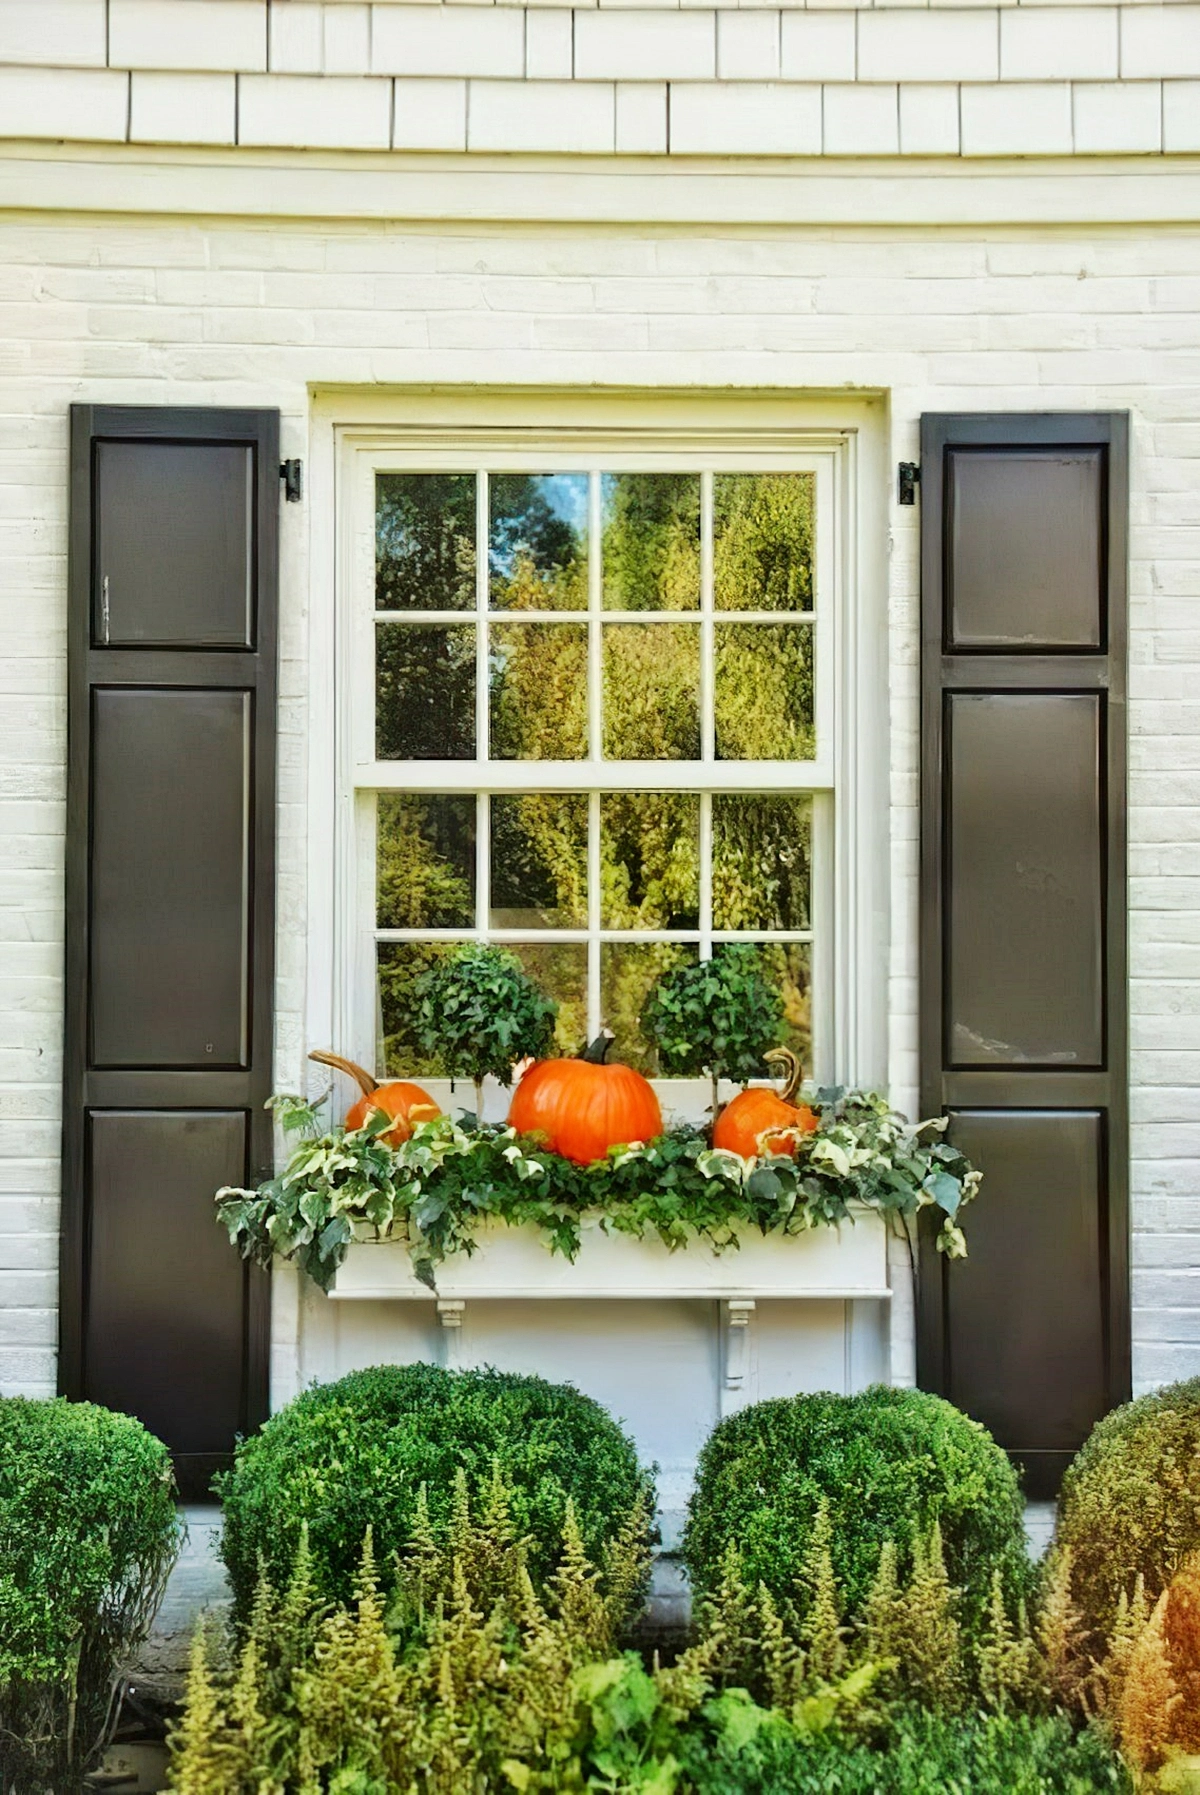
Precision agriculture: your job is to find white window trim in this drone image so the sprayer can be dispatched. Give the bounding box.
[306,393,888,1122]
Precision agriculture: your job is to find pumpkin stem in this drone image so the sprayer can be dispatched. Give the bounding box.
[308,1050,378,1099]
[579,1030,615,1066]
[764,1046,803,1105]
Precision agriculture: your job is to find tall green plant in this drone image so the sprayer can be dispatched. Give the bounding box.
[412,942,557,1118]
[641,943,784,1120]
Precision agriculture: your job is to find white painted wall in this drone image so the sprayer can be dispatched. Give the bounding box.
[0,44,1197,1509]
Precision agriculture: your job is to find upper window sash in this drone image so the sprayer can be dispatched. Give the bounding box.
[349,446,837,791]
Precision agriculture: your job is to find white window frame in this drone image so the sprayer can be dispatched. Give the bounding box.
[320,404,882,1113]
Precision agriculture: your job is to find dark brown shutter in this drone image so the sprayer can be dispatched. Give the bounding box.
[61,407,278,1499]
[917,413,1130,1499]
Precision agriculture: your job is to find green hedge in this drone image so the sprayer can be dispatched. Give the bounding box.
[682,1385,1028,1636]
[1057,1377,1200,1646]
[678,1709,1131,1795]
[218,1362,652,1618]
[0,1397,180,1791]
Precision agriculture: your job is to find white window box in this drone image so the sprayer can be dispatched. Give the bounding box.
[330,1207,890,1305]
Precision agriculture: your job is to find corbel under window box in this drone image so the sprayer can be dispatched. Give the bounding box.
[329,1209,891,1389]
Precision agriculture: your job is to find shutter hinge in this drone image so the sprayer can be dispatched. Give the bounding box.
[898,462,920,506]
[280,459,303,503]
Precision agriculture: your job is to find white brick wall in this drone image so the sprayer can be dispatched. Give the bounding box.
[0,202,1196,1405]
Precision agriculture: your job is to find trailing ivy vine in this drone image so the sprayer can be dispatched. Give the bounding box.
[216,1090,979,1294]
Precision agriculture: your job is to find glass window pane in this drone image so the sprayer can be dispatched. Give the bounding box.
[489,623,588,761]
[603,623,700,761]
[376,473,476,613]
[377,794,475,930]
[757,941,813,1073]
[600,793,699,930]
[601,941,698,1076]
[377,941,453,1078]
[601,473,701,612]
[376,623,475,760]
[489,474,588,612]
[713,794,811,931]
[491,794,588,929]
[714,473,815,613]
[507,941,588,1058]
[714,622,814,762]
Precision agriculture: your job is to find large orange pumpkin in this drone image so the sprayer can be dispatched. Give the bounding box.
[712,1048,818,1160]
[507,1031,662,1166]
[309,1050,440,1147]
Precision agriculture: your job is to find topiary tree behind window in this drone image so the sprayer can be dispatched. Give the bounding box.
[412,942,558,1119]
[641,942,783,1121]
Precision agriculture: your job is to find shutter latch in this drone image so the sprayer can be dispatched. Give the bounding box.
[898,462,920,506]
[280,459,303,503]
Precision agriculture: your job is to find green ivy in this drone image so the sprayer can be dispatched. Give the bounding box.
[216,1088,980,1294]
[641,945,784,1116]
[411,943,558,1112]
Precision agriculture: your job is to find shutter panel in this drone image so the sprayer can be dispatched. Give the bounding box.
[61,407,278,1499]
[917,413,1130,1499]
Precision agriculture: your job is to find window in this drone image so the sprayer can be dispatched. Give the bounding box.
[338,424,866,1102]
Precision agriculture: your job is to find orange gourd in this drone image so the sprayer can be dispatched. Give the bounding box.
[309,1050,440,1147]
[712,1047,818,1160]
[507,1031,662,1167]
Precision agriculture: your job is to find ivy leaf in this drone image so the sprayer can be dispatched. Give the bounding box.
[746,1167,783,1203]
[412,1191,450,1234]
[927,1170,963,1218]
[411,1254,437,1291]
[317,1215,352,1259]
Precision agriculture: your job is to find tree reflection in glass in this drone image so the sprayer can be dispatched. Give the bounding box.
[602,473,700,611]
[489,623,588,760]
[490,794,588,930]
[375,623,475,760]
[376,472,476,612]
[603,623,701,760]
[377,794,475,929]
[713,794,811,932]
[600,794,700,930]
[714,623,814,761]
[489,474,588,611]
[714,472,815,613]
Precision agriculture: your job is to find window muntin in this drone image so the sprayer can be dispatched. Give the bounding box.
[352,447,836,1087]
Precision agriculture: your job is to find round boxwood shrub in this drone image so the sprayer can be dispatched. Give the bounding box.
[682,1384,1027,1636]
[0,1397,181,1791]
[218,1362,652,1618]
[1057,1378,1200,1646]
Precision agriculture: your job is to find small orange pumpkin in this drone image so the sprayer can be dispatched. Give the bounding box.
[712,1047,818,1160]
[309,1050,440,1147]
[507,1031,662,1167]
